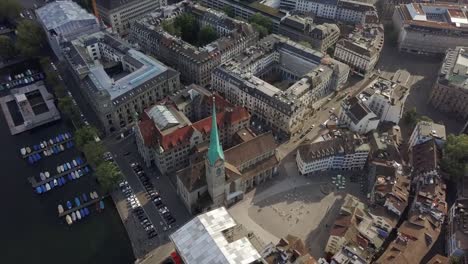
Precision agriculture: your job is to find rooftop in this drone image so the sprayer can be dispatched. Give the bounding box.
[414,121,447,141]
[336,23,384,57]
[396,3,468,31]
[359,75,410,107]
[170,207,262,264]
[438,46,468,90]
[36,0,97,31]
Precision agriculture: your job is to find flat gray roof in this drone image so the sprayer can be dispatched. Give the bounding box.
[36,1,96,30]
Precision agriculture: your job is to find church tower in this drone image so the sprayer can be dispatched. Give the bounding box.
[205,98,226,206]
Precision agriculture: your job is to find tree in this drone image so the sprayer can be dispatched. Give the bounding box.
[441,134,468,181]
[223,6,235,18]
[198,26,218,46]
[58,96,74,115]
[252,23,268,38]
[75,126,99,149]
[418,115,433,122]
[95,161,123,193]
[82,142,105,168]
[0,35,16,59]
[249,13,273,33]
[403,107,418,126]
[0,0,21,23]
[174,13,199,44]
[15,20,46,58]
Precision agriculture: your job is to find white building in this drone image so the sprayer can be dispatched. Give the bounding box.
[35,1,100,59]
[96,0,166,36]
[333,24,384,76]
[408,121,446,150]
[296,134,370,175]
[338,97,380,135]
[170,207,262,264]
[281,0,377,24]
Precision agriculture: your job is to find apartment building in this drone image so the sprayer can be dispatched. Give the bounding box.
[408,121,446,150]
[135,96,251,175]
[296,133,370,175]
[130,2,258,87]
[281,0,377,24]
[278,15,340,52]
[213,34,349,136]
[447,199,468,261]
[333,23,384,76]
[95,0,166,36]
[63,31,180,134]
[392,2,468,55]
[35,1,100,59]
[430,46,468,121]
[338,96,380,134]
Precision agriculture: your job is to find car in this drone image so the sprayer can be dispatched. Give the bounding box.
[130,162,139,168]
[124,151,131,156]
[148,232,158,239]
[311,124,315,128]
[145,225,154,231]
[119,181,128,187]
[166,217,176,225]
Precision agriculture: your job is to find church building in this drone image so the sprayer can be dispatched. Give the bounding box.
[176,99,279,214]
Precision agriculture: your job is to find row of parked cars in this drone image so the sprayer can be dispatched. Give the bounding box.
[130,162,176,226]
[119,180,157,239]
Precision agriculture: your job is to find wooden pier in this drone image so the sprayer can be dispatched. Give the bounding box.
[58,197,103,218]
[22,137,73,159]
[28,162,89,188]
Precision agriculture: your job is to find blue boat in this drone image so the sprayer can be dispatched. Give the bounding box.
[41,185,46,193]
[80,208,86,218]
[74,197,81,207]
[99,201,105,210]
[69,141,74,147]
[82,193,88,202]
[33,145,38,151]
[66,200,72,209]
[67,173,72,181]
[58,178,63,186]
[36,186,42,194]
[84,207,90,216]
[55,136,59,142]
[61,177,66,184]
[28,156,34,164]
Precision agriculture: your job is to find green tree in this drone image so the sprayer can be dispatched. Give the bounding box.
[441,134,468,181]
[82,141,105,168]
[15,20,46,58]
[58,96,74,115]
[75,126,99,149]
[403,107,418,126]
[0,0,22,23]
[249,13,273,33]
[418,115,433,122]
[95,161,123,193]
[223,6,235,18]
[198,26,218,46]
[0,35,16,59]
[252,23,268,38]
[174,13,199,44]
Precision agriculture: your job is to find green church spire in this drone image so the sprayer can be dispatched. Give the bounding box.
[207,97,224,166]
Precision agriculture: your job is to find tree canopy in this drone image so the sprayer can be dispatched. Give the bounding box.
[223,6,235,18]
[0,35,16,59]
[442,134,468,181]
[75,126,99,149]
[249,13,272,38]
[95,161,123,193]
[0,0,22,23]
[15,20,46,58]
[164,14,219,47]
[198,26,218,46]
[82,141,105,168]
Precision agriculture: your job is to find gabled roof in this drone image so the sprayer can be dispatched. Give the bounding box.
[37,1,96,30]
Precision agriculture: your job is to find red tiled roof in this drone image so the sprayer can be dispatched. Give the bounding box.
[138,112,157,147]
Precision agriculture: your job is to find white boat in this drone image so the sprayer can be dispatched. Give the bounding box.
[58,204,64,214]
[43,141,48,147]
[45,171,50,178]
[49,139,54,145]
[72,160,77,167]
[26,147,31,153]
[20,148,26,155]
[71,212,76,221]
[60,145,65,151]
[66,162,71,169]
[57,166,61,173]
[65,215,73,225]
[39,172,45,181]
[45,183,51,191]
[43,150,48,156]
[93,191,98,199]
[75,171,80,179]
[71,172,76,179]
[53,179,58,187]
[40,143,45,149]
[76,210,82,220]
[89,192,94,199]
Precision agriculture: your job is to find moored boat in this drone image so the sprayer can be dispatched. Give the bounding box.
[36,186,42,194]
[39,172,45,181]
[26,147,31,153]
[80,209,85,218]
[20,148,26,155]
[45,171,50,178]
[45,183,51,191]
[72,160,77,167]
[66,200,72,209]
[84,207,90,216]
[60,145,65,151]
[58,204,64,214]
[65,215,73,225]
[74,197,80,207]
[76,210,81,220]
[99,200,105,210]
[71,172,76,179]
[41,185,46,193]
[71,212,76,221]
[82,193,88,202]
[53,179,58,187]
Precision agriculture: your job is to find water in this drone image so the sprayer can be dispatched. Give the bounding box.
[0,118,134,264]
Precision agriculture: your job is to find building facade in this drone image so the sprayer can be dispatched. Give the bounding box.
[63,31,180,134]
[430,47,468,121]
[278,15,340,52]
[296,134,370,175]
[407,121,446,150]
[130,2,258,87]
[95,0,166,36]
[213,34,349,136]
[35,1,100,59]
[333,23,384,76]
[176,102,278,214]
[392,3,468,55]
[338,97,380,134]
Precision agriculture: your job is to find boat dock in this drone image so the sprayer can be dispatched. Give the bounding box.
[27,163,88,188]
[59,197,104,218]
[22,137,73,158]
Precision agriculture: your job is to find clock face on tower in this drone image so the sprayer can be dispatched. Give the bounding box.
[216,168,222,177]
